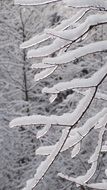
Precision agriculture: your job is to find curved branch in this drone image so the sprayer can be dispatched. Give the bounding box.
[43,63,107,94]
[43,40,107,65]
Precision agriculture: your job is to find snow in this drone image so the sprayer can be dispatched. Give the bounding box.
[22,128,69,190]
[94,113,107,129]
[42,63,107,94]
[34,66,57,82]
[59,125,106,185]
[88,126,106,163]
[36,123,51,138]
[27,38,69,58]
[1,0,107,190]
[62,108,107,151]
[58,161,98,184]
[31,62,53,69]
[101,141,107,152]
[27,9,90,58]
[59,153,97,185]
[64,0,107,10]
[21,9,89,49]
[15,0,60,6]
[36,144,55,155]
[47,14,107,41]
[86,182,107,189]
[14,0,107,10]
[43,40,107,65]
[71,142,81,158]
[49,94,57,103]
[10,89,96,127]
[21,34,49,49]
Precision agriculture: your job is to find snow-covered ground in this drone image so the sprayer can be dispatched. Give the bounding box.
[0,0,107,190]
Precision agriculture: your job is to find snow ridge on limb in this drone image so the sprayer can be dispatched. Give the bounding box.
[94,113,107,129]
[12,0,107,189]
[43,40,107,65]
[14,0,61,6]
[22,128,69,190]
[58,125,106,185]
[72,89,107,102]
[36,123,51,139]
[58,162,97,185]
[10,88,96,128]
[62,108,107,152]
[64,0,107,10]
[31,62,53,69]
[86,168,107,189]
[28,15,107,58]
[35,108,107,156]
[21,9,89,49]
[101,140,107,152]
[42,63,107,94]
[20,34,49,49]
[58,112,107,187]
[27,37,70,58]
[34,66,57,82]
[95,91,107,101]
[15,0,107,10]
[86,182,107,190]
[71,142,81,158]
[47,13,107,41]
[50,8,90,31]
[21,87,98,190]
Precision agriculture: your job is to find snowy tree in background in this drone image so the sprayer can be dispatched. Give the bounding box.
[0,2,34,124]
[10,0,107,190]
[0,0,56,125]
[0,1,62,190]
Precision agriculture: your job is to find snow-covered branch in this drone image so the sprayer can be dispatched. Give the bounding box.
[27,13,107,58]
[64,0,107,10]
[20,8,89,49]
[43,63,107,94]
[58,124,106,185]
[10,88,96,127]
[11,0,107,190]
[42,40,107,65]
[14,0,61,6]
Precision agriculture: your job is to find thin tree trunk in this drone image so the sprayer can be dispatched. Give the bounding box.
[20,9,30,115]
